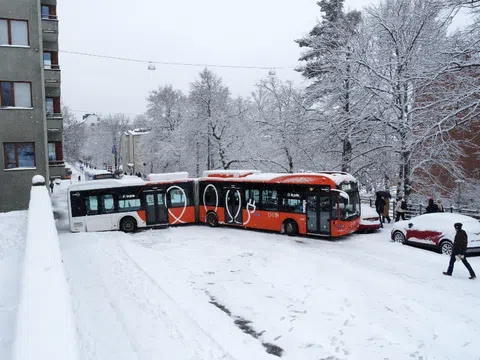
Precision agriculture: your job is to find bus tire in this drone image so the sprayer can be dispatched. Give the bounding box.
[206,212,219,227]
[284,219,298,236]
[120,217,137,233]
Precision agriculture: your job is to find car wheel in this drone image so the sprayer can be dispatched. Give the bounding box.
[206,212,218,227]
[284,219,298,236]
[440,241,453,256]
[393,231,406,244]
[120,217,137,233]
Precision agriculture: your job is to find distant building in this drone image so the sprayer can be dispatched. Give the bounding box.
[0,0,64,212]
[120,129,149,175]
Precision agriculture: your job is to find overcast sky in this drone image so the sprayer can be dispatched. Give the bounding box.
[57,0,467,121]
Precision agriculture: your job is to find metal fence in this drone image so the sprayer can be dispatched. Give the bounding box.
[363,199,480,221]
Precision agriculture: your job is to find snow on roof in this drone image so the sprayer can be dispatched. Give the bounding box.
[201,171,357,186]
[124,128,150,136]
[202,170,261,178]
[68,178,146,192]
[147,172,189,182]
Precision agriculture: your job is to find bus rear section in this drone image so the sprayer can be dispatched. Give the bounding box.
[198,170,360,237]
[67,174,196,232]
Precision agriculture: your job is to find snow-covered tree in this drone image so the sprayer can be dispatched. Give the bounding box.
[62,104,85,161]
[188,68,238,173]
[296,0,365,172]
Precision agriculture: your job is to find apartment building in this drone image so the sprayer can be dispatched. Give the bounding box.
[0,0,63,212]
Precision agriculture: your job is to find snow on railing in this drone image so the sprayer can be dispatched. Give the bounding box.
[12,176,79,360]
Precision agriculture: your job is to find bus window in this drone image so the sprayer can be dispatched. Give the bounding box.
[245,189,260,204]
[86,196,99,215]
[331,195,339,220]
[118,196,141,212]
[281,192,303,213]
[101,194,115,214]
[71,196,85,217]
[168,188,187,207]
[339,192,360,220]
[262,189,278,211]
[204,185,218,206]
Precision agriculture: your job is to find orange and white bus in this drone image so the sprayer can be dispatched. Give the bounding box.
[67,172,196,232]
[199,170,360,237]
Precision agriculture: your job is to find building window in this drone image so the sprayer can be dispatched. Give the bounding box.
[45,97,60,115]
[48,141,63,165]
[0,81,32,108]
[43,51,59,69]
[4,142,35,169]
[41,5,57,20]
[0,19,29,46]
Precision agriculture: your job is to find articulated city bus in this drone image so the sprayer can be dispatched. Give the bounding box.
[67,173,196,232]
[199,170,360,237]
[67,170,360,237]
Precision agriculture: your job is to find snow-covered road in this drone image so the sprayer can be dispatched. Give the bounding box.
[2,174,479,360]
[50,176,480,360]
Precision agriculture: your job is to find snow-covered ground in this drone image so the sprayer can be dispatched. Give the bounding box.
[0,210,26,359]
[1,167,479,359]
[50,169,480,360]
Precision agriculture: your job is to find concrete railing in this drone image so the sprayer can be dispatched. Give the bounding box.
[12,176,79,360]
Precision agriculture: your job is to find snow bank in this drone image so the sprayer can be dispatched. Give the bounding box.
[12,179,79,360]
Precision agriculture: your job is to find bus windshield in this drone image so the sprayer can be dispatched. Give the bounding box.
[339,190,360,221]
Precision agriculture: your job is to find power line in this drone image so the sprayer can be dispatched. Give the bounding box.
[70,109,142,116]
[59,50,295,70]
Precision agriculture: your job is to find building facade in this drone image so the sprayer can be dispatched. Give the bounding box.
[0,0,63,212]
[120,129,149,176]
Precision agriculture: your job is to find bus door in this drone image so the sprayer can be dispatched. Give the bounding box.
[306,194,331,235]
[224,187,243,225]
[142,190,168,225]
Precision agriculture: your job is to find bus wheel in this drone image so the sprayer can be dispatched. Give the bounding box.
[120,217,137,233]
[284,219,298,236]
[206,212,219,227]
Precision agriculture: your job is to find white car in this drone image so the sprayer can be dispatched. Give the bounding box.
[391,213,480,255]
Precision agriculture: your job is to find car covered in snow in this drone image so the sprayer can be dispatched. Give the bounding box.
[358,204,381,232]
[391,213,480,255]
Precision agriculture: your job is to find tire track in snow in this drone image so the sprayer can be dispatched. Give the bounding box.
[116,238,238,360]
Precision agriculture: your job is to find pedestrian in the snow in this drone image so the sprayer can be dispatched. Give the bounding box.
[78,175,81,182]
[382,197,391,223]
[437,199,444,212]
[375,195,385,228]
[49,179,54,193]
[443,223,476,279]
[395,197,407,221]
[425,198,439,213]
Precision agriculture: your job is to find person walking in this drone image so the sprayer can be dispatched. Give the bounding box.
[49,179,54,193]
[375,195,385,228]
[395,197,407,221]
[382,196,391,223]
[443,223,476,279]
[437,199,444,212]
[425,198,439,213]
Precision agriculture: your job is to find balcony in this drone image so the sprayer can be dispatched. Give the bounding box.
[46,113,63,132]
[49,163,65,178]
[41,19,58,43]
[44,67,61,87]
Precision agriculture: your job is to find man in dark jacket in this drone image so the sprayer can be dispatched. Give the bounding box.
[443,223,476,279]
[375,196,385,228]
[425,198,439,213]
